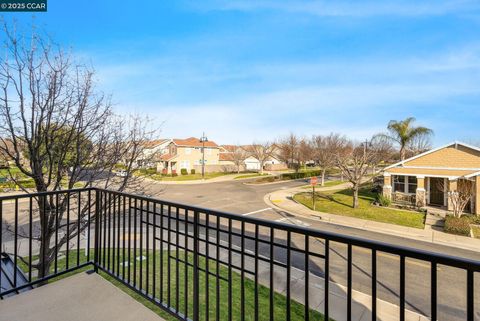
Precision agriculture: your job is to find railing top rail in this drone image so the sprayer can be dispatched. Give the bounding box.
[0,187,95,201]
[98,188,480,271]
[2,187,480,271]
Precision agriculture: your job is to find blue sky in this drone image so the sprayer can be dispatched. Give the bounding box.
[8,0,480,145]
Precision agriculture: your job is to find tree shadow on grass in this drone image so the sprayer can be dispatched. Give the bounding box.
[318,188,376,208]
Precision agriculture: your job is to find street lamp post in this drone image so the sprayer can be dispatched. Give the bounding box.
[200,132,208,179]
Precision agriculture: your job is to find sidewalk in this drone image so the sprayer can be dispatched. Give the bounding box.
[265,185,480,252]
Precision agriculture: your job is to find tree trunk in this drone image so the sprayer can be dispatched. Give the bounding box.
[37,227,54,282]
[400,146,406,160]
[321,169,326,186]
[352,185,359,208]
[37,195,54,282]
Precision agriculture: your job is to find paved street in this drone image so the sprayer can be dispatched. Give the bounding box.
[1,178,480,319]
[141,178,480,320]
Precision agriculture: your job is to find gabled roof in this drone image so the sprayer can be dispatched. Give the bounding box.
[384,141,480,170]
[219,153,234,161]
[172,137,218,148]
[159,153,177,161]
[220,145,237,152]
[141,139,170,149]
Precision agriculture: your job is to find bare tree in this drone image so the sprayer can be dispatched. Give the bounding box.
[245,142,275,174]
[298,137,313,171]
[438,179,475,218]
[277,133,301,172]
[406,133,432,158]
[334,137,381,208]
[370,134,395,172]
[0,22,156,279]
[231,145,248,173]
[311,133,343,186]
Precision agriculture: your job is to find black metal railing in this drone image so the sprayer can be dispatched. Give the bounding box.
[0,188,479,321]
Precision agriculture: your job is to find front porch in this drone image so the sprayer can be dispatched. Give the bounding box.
[383,173,478,214]
[156,160,177,175]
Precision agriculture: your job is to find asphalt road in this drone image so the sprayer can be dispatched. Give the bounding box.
[1,177,480,319]
[141,177,480,320]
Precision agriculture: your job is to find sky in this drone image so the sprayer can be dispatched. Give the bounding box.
[6,0,480,145]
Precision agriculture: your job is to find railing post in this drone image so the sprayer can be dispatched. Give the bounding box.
[193,210,200,321]
[94,189,100,273]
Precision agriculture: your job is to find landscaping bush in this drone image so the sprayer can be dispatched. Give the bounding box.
[191,169,195,174]
[136,168,156,175]
[376,194,391,207]
[172,172,178,177]
[181,168,188,175]
[114,163,127,170]
[444,215,472,236]
[281,170,323,180]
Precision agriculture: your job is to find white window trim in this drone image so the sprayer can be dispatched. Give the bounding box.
[393,175,417,195]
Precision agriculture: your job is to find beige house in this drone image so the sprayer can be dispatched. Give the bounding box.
[383,142,480,214]
[137,139,171,168]
[156,137,220,174]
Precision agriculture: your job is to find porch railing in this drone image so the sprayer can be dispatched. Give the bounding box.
[392,192,417,206]
[1,188,479,320]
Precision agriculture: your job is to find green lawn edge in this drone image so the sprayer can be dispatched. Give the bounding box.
[293,187,425,229]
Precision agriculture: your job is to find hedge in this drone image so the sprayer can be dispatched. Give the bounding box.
[280,170,324,180]
[444,215,476,236]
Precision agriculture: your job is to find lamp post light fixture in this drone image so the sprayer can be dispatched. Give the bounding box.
[200,132,208,179]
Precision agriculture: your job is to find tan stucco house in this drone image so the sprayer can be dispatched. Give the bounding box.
[156,137,220,174]
[382,142,480,214]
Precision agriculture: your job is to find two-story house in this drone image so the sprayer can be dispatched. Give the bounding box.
[137,139,171,168]
[157,137,220,174]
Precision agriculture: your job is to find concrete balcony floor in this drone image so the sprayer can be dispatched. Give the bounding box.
[0,271,164,321]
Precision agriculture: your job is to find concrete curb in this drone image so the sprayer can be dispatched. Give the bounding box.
[264,187,480,253]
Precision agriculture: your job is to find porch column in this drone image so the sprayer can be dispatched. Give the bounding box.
[448,179,458,211]
[476,176,480,215]
[416,175,426,207]
[383,173,392,199]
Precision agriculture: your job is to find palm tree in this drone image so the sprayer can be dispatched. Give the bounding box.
[382,117,433,160]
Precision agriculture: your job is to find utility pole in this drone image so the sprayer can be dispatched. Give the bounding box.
[200,132,208,179]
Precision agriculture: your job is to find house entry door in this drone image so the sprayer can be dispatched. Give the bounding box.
[429,177,445,207]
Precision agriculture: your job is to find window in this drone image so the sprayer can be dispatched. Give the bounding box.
[394,175,417,194]
[407,176,417,194]
[180,161,190,169]
[393,175,405,192]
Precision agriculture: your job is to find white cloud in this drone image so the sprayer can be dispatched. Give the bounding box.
[96,44,480,145]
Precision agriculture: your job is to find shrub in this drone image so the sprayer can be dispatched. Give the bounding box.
[172,172,178,177]
[191,169,196,174]
[114,164,127,170]
[281,170,323,180]
[181,168,188,175]
[376,194,391,207]
[444,215,472,236]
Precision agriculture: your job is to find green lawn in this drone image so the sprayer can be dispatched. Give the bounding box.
[471,225,480,239]
[20,250,325,321]
[301,180,344,189]
[293,187,425,229]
